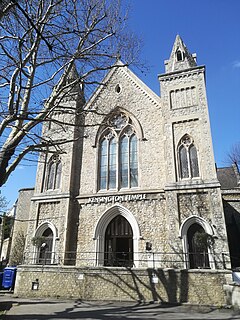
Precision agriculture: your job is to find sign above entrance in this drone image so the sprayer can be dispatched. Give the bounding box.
[88,193,147,204]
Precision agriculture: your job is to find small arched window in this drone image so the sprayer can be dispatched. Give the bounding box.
[46,155,62,190]
[99,113,138,190]
[176,49,184,61]
[178,135,199,179]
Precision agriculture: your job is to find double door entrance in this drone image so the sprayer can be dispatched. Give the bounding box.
[104,215,133,267]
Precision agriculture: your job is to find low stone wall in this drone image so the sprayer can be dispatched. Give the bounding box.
[14,266,232,306]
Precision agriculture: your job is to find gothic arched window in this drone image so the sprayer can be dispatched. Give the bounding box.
[99,113,138,190]
[46,155,62,190]
[176,49,184,61]
[178,135,199,179]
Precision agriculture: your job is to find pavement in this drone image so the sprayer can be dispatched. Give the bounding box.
[1,293,240,320]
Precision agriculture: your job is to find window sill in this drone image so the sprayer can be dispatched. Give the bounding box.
[97,187,140,194]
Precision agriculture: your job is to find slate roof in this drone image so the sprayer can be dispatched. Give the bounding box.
[217,164,240,189]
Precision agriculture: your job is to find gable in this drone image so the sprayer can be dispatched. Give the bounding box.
[84,63,161,114]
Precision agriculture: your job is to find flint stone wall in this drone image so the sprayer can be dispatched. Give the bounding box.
[14,265,231,306]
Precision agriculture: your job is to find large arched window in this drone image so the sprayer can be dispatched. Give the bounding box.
[99,113,138,190]
[178,135,199,179]
[46,155,62,190]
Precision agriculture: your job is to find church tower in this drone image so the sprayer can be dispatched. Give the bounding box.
[24,66,85,265]
[159,35,229,268]
[159,35,217,186]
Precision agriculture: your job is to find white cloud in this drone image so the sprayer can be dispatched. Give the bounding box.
[233,61,240,68]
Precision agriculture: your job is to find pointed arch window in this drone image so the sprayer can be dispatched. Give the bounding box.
[46,155,62,190]
[99,113,138,190]
[178,135,199,179]
[99,132,117,190]
[176,49,184,61]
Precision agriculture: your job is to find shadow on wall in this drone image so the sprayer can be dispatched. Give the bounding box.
[147,269,189,303]
[91,268,189,304]
[223,200,240,268]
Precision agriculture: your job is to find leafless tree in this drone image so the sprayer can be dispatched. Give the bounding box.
[0,0,140,186]
[227,142,240,168]
[0,0,16,20]
[0,194,8,213]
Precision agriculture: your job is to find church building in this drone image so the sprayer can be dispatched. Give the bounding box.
[18,35,230,271]
[10,36,240,303]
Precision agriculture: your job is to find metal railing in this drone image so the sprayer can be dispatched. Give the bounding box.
[22,250,233,270]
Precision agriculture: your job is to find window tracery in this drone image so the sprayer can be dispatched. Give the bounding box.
[178,135,199,179]
[99,113,138,190]
[46,155,62,190]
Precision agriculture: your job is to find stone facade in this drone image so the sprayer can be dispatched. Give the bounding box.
[11,35,238,303]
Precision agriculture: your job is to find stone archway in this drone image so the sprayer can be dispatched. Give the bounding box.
[179,216,214,269]
[187,223,210,269]
[33,222,57,265]
[93,204,141,267]
[104,215,133,267]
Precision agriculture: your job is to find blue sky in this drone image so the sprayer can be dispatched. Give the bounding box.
[1,0,240,207]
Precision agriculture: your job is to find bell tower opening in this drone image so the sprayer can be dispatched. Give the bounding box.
[176,49,184,61]
[104,215,133,267]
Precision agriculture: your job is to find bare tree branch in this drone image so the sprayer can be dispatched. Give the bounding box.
[0,0,141,186]
[227,142,240,167]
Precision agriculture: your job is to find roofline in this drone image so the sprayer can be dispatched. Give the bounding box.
[18,187,35,192]
[84,61,161,110]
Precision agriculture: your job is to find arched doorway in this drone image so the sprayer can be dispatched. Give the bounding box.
[104,215,133,267]
[187,223,210,269]
[94,204,141,267]
[38,227,54,265]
